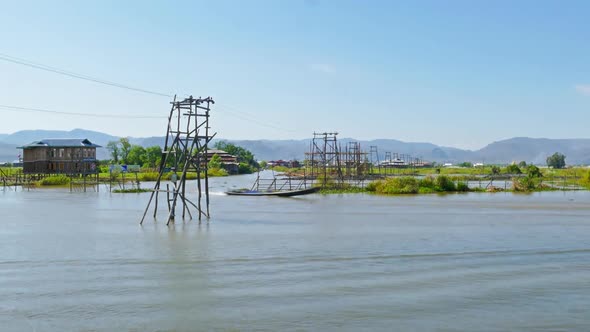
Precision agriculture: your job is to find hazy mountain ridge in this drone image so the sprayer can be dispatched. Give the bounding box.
[1,129,589,165]
[474,137,590,165]
[0,129,119,146]
[0,142,20,162]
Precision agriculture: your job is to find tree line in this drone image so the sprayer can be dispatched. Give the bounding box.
[455,152,567,170]
[106,138,162,168]
[105,138,259,174]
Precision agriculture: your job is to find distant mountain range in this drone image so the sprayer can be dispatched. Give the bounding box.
[1,128,589,165]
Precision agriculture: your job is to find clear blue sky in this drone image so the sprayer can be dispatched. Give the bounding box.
[1,0,589,149]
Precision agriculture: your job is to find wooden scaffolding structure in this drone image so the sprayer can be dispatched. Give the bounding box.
[141,95,215,225]
[305,132,344,187]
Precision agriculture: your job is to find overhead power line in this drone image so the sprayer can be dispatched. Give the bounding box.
[0,52,173,98]
[215,104,295,132]
[0,51,298,132]
[0,104,293,132]
[0,104,165,119]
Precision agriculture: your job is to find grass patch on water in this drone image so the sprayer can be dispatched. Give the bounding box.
[0,167,22,176]
[136,169,229,181]
[319,186,368,194]
[37,175,70,186]
[366,176,472,195]
[112,188,152,193]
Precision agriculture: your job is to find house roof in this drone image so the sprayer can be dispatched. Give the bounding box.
[205,149,231,155]
[18,138,102,149]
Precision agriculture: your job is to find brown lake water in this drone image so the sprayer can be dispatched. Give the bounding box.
[1,173,590,331]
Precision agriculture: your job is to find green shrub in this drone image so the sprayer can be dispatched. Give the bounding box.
[186,172,200,180]
[319,186,366,194]
[238,162,254,174]
[208,154,222,169]
[418,186,437,194]
[513,176,539,191]
[138,170,228,181]
[208,168,229,177]
[581,170,590,188]
[505,164,522,174]
[138,172,160,181]
[419,176,436,189]
[368,177,419,194]
[38,175,70,186]
[368,175,471,195]
[457,181,470,192]
[365,181,378,192]
[526,165,543,178]
[387,177,419,194]
[490,165,501,175]
[435,175,456,191]
[98,165,110,173]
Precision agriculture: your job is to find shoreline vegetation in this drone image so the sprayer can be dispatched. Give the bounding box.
[4,140,585,196]
[0,169,231,188]
[366,176,472,194]
[2,140,259,190]
[112,188,151,193]
[4,158,590,195]
[269,164,590,195]
[317,176,565,195]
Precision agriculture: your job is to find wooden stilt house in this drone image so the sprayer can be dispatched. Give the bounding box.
[18,138,101,174]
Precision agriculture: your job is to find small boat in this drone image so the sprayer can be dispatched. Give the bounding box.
[226,186,319,197]
[226,170,319,197]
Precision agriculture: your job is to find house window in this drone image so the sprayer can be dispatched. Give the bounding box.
[59,149,64,158]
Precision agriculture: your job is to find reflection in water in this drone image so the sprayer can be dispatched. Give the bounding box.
[1,177,590,331]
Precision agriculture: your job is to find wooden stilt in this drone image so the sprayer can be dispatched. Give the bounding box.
[141,96,216,225]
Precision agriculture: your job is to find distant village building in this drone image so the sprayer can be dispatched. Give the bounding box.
[199,149,239,174]
[18,138,101,174]
[267,160,301,168]
[415,161,433,167]
[379,158,407,167]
